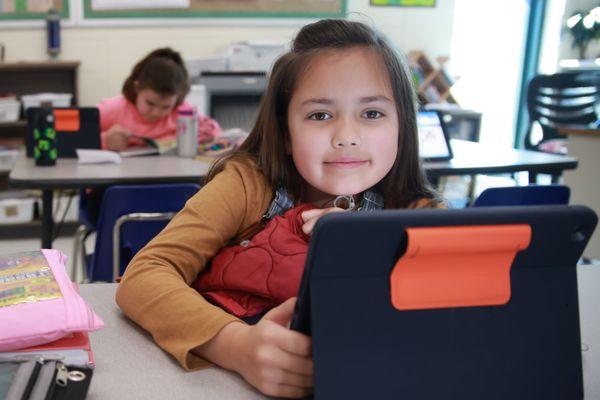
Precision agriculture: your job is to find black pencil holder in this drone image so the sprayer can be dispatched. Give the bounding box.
[33,108,57,166]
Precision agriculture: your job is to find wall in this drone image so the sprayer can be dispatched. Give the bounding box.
[0,1,455,106]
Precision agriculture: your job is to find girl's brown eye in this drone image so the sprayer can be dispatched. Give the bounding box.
[309,112,331,121]
[363,110,383,119]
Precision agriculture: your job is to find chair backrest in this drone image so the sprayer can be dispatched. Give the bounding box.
[524,71,600,150]
[88,183,200,282]
[472,185,570,207]
[77,189,96,230]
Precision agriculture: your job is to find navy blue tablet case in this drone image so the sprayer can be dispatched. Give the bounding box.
[291,205,597,400]
[25,107,101,158]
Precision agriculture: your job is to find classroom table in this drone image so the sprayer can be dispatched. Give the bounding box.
[80,283,265,400]
[79,264,600,399]
[9,141,578,248]
[9,155,211,248]
[425,139,578,183]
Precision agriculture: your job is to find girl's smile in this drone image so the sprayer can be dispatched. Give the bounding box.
[323,157,370,169]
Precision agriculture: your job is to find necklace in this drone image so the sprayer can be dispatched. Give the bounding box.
[332,195,356,210]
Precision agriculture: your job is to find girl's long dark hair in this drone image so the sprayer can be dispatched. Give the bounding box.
[208,19,439,208]
[122,47,190,106]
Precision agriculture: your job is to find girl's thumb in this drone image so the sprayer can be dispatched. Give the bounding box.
[262,297,297,326]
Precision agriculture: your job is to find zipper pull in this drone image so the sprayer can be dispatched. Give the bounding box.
[55,362,69,387]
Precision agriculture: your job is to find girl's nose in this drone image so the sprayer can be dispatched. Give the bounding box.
[333,137,359,148]
[332,119,361,148]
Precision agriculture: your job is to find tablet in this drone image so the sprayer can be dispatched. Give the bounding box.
[291,205,597,399]
[26,107,101,158]
[417,110,453,161]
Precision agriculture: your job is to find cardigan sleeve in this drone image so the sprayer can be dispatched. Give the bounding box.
[115,157,273,370]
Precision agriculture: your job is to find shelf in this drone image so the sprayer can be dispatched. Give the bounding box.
[0,61,80,72]
[0,60,80,107]
[409,50,457,105]
[0,61,81,237]
[0,120,26,129]
[0,61,79,149]
[0,120,27,145]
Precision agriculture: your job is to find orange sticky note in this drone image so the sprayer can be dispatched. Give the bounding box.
[54,109,80,132]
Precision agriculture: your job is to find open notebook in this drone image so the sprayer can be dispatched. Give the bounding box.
[119,136,177,157]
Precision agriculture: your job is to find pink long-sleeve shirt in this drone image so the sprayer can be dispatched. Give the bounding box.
[97,95,221,149]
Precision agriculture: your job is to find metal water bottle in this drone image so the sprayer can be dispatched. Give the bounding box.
[46,7,60,58]
[33,108,57,166]
[177,107,198,158]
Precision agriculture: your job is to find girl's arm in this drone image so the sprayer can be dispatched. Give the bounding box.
[116,158,314,397]
[115,158,274,370]
[103,125,132,151]
[97,96,129,150]
[198,114,222,143]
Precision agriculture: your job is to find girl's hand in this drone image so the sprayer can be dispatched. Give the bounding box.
[235,298,313,398]
[105,125,131,151]
[196,298,313,398]
[301,207,345,235]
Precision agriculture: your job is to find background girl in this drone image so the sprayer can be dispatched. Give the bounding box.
[98,47,221,151]
[116,19,441,398]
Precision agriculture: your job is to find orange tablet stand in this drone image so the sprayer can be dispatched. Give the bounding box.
[54,109,80,132]
[390,224,531,310]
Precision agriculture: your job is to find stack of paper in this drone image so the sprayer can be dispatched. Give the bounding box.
[76,149,122,164]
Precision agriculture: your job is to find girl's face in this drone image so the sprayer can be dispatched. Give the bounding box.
[135,87,178,123]
[287,47,399,203]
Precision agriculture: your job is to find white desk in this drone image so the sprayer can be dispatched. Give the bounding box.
[80,264,600,399]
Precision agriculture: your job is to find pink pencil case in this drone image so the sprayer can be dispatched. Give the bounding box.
[0,249,104,352]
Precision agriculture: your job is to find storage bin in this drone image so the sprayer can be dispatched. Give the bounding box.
[32,193,79,224]
[52,194,80,222]
[0,197,35,224]
[21,93,73,110]
[0,149,19,171]
[0,97,20,122]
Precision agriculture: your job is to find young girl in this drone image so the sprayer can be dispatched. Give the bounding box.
[116,19,441,398]
[98,47,221,151]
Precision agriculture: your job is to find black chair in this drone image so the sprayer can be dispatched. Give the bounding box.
[524,71,600,152]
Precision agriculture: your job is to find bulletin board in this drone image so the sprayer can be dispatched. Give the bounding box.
[83,0,346,19]
[0,0,68,20]
[371,0,435,6]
